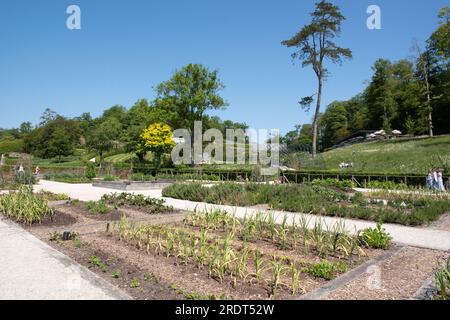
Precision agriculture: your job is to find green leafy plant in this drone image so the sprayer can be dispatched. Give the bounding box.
[434,259,450,300]
[130,277,141,288]
[0,186,54,224]
[360,223,392,249]
[85,200,110,215]
[101,192,172,214]
[89,255,107,272]
[85,162,97,180]
[308,261,346,280]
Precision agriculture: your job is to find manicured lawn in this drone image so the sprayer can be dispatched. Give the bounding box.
[316,135,450,175]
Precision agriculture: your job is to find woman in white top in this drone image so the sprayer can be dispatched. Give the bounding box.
[432,170,439,190]
[437,170,445,191]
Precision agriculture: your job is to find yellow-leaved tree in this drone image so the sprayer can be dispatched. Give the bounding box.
[138,123,175,169]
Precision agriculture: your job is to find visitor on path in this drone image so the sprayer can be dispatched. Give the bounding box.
[426,170,434,189]
[432,169,439,190]
[437,169,445,191]
[34,166,41,175]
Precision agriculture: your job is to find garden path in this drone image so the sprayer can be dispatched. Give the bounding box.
[0,216,131,299]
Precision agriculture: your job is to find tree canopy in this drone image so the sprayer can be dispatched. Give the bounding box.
[282,0,352,157]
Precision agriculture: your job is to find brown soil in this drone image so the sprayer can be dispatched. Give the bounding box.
[38,210,78,227]
[47,237,184,300]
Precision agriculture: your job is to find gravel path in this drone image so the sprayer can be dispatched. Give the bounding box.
[35,180,450,251]
[0,217,131,300]
[325,247,448,300]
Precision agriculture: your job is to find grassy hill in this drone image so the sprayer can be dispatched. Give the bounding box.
[315,135,450,175]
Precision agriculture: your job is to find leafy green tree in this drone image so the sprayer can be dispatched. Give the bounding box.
[426,6,450,135]
[47,127,74,161]
[154,64,228,131]
[39,108,59,126]
[282,0,352,157]
[19,122,33,136]
[86,119,121,166]
[320,101,350,148]
[122,99,170,159]
[138,123,175,169]
[365,59,397,132]
[427,7,450,61]
[23,117,80,159]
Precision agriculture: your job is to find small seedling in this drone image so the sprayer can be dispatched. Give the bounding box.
[130,277,141,288]
[89,255,107,272]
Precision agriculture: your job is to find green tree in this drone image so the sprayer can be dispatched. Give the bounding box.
[365,59,397,132]
[19,122,33,136]
[320,101,350,148]
[154,64,228,131]
[23,117,80,159]
[47,127,74,161]
[282,0,352,158]
[138,123,175,169]
[426,6,450,135]
[86,119,121,166]
[427,7,450,61]
[39,108,59,126]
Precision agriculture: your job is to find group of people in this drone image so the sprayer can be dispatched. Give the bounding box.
[339,162,354,169]
[426,169,446,191]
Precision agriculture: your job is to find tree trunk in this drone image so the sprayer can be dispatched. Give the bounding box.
[312,76,323,158]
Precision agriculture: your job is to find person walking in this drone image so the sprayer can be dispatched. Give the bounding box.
[437,169,445,191]
[426,170,434,189]
[432,169,439,190]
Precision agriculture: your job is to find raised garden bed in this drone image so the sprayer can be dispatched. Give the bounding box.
[93,179,176,191]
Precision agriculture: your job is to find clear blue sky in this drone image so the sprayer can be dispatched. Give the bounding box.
[0,0,447,134]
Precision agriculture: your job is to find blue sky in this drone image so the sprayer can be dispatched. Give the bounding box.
[0,0,447,134]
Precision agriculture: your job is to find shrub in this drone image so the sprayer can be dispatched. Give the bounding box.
[85,200,110,214]
[365,180,409,190]
[101,192,172,214]
[38,190,70,201]
[308,261,347,280]
[130,173,155,181]
[103,174,118,182]
[360,223,392,249]
[0,186,54,224]
[311,178,355,191]
[162,183,209,202]
[85,162,97,180]
[434,258,450,300]
[162,182,450,226]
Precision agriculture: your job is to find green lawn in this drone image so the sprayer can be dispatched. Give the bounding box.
[315,135,450,175]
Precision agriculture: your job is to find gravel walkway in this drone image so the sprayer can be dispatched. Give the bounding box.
[325,247,448,300]
[0,217,131,300]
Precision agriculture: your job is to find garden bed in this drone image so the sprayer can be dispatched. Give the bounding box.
[93,179,175,191]
[3,188,441,300]
[24,204,390,300]
[162,183,450,226]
